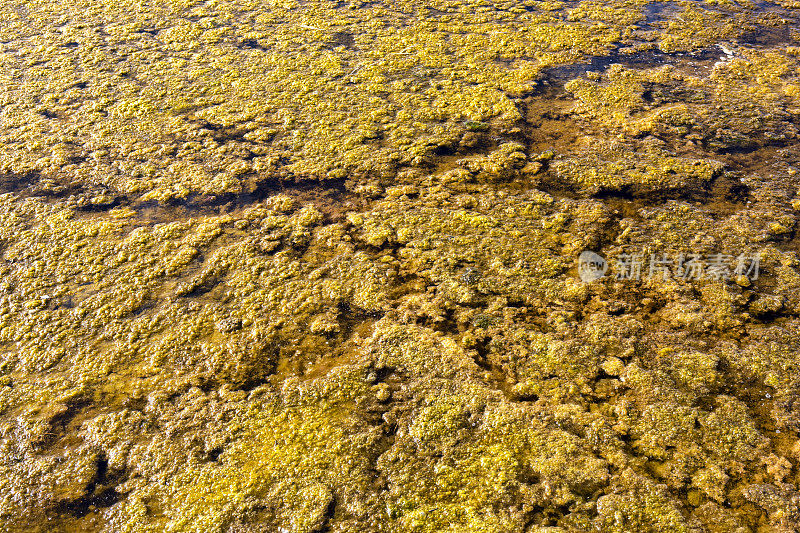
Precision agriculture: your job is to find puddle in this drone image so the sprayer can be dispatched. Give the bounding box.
[642,0,681,24]
[738,20,797,46]
[540,45,733,84]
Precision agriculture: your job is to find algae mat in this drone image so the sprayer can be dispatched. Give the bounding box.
[1,0,800,531]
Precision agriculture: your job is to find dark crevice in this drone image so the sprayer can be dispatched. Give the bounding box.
[538,45,724,86]
[55,455,125,518]
[206,446,223,462]
[0,171,42,195]
[316,495,336,533]
[132,176,354,224]
[417,306,460,336]
[35,396,92,450]
[239,38,270,51]
[328,31,355,49]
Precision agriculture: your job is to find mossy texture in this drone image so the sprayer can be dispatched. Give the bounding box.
[1,0,800,532]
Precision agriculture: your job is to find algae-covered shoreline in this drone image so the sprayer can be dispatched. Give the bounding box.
[1,0,800,531]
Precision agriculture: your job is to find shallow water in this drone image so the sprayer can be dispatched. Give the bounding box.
[0,0,800,531]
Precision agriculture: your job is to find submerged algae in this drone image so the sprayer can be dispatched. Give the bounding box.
[2,168,799,531]
[1,0,800,532]
[1,0,791,204]
[0,0,630,203]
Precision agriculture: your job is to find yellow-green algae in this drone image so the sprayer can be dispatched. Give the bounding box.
[0,0,789,203]
[1,0,800,532]
[0,0,634,203]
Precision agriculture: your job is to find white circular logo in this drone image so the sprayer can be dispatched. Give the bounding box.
[578,251,607,282]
